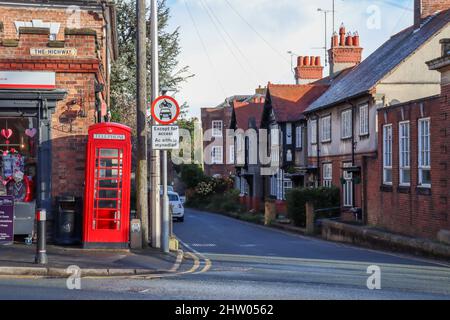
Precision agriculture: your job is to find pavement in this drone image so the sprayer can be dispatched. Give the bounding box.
[0,243,183,277]
[1,208,450,300]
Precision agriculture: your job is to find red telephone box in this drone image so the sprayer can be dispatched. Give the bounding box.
[82,123,132,249]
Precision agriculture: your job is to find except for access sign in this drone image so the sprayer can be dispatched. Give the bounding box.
[152,126,180,150]
[151,96,180,125]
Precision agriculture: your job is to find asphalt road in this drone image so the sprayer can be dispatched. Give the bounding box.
[0,208,449,300]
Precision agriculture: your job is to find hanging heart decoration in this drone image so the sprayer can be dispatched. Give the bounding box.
[25,128,37,138]
[1,129,13,140]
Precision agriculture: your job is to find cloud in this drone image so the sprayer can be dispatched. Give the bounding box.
[167,0,413,118]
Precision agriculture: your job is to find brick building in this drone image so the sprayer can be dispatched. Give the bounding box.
[304,6,449,222]
[369,38,450,240]
[0,1,117,225]
[201,95,250,177]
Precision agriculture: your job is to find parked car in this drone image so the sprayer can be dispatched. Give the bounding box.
[168,191,184,222]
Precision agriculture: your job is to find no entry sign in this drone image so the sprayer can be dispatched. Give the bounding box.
[151,96,180,125]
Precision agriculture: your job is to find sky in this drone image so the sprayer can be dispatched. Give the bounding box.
[166,0,414,119]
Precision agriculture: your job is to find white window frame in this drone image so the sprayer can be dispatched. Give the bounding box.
[296,125,302,148]
[310,120,317,145]
[341,109,353,139]
[228,145,235,165]
[286,123,293,145]
[323,163,332,188]
[399,121,411,186]
[283,179,293,200]
[212,120,223,137]
[343,162,353,207]
[211,146,223,164]
[418,118,431,188]
[383,124,393,185]
[359,104,369,136]
[321,115,332,143]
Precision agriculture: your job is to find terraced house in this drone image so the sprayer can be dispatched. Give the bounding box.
[303,1,450,230]
[260,62,329,213]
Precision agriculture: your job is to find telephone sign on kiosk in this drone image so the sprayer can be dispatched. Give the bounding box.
[151,96,180,125]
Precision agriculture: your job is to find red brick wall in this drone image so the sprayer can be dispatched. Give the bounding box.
[201,106,235,177]
[0,5,111,199]
[415,0,450,25]
[369,96,449,239]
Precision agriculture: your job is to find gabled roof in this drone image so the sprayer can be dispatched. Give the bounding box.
[306,9,450,113]
[266,83,329,122]
[233,100,265,130]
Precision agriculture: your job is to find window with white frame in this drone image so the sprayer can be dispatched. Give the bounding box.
[310,120,317,144]
[323,163,333,188]
[418,118,431,187]
[286,123,292,145]
[383,125,393,185]
[341,109,353,139]
[212,120,223,137]
[296,125,302,148]
[211,146,223,164]
[343,163,353,207]
[270,175,276,197]
[283,179,293,200]
[359,104,369,136]
[229,145,235,164]
[270,126,280,164]
[399,121,411,185]
[321,115,332,142]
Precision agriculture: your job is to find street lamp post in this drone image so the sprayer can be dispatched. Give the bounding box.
[287,50,298,84]
[317,8,332,67]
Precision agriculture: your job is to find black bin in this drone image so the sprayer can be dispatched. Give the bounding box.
[54,196,82,245]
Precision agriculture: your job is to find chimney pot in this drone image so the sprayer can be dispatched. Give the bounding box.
[353,32,360,47]
[310,56,315,65]
[303,56,310,66]
[346,32,353,46]
[315,56,321,66]
[331,32,339,48]
[339,24,346,46]
[298,56,304,66]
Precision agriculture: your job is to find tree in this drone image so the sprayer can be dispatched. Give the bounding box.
[110,0,193,131]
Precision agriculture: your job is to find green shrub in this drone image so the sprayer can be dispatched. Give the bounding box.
[286,187,340,227]
[179,164,208,189]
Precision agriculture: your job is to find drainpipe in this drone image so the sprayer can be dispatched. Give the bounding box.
[315,113,321,187]
[348,100,356,208]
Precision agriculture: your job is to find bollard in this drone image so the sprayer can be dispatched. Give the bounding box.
[35,208,48,265]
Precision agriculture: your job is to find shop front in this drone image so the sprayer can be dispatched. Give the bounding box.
[0,87,66,239]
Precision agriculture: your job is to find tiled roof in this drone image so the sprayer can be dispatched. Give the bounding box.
[306,9,450,113]
[234,100,265,130]
[267,83,329,122]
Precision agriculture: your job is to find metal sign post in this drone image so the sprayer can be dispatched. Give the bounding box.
[150,96,180,253]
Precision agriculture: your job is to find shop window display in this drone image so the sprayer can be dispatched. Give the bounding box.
[0,118,37,203]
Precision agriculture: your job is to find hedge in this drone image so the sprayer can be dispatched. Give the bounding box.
[286,187,340,227]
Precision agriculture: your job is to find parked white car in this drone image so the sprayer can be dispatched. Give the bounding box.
[168,191,185,222]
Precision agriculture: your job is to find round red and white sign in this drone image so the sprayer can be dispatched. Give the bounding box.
[151,96,180,125]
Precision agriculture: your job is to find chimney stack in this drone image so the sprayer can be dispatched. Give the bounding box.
[328,23,363,78]
[415,0,450,28]
[295,55,324,84]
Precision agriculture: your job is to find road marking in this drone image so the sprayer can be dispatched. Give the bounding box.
[169,250,184,273]
[191,243,217,248]
[177,238,213,275]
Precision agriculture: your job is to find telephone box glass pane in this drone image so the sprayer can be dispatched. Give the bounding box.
[98,149,119,157]
[93,147,124,231]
